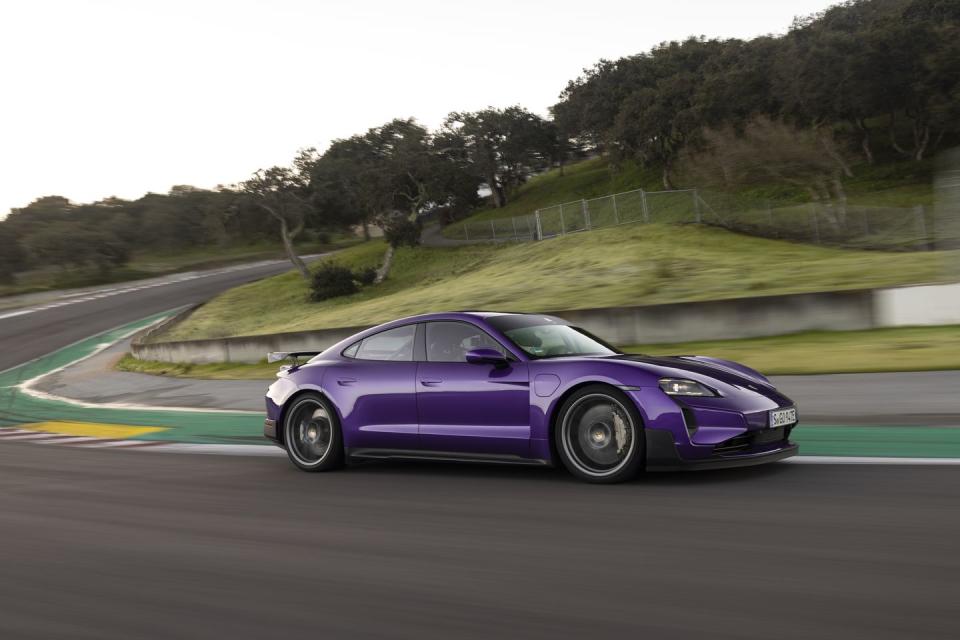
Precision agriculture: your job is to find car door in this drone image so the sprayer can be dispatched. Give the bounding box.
[324,323,419,451]
[417,320,531,457]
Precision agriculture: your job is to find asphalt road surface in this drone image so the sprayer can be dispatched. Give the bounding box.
[1,258,959,638]
[0,258,322,372]
[0,442,957,639]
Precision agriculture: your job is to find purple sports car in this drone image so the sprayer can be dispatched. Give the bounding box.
[264,312,798,483]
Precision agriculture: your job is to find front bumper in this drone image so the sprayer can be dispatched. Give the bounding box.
[264,418,279,442]
[645,427,798,471]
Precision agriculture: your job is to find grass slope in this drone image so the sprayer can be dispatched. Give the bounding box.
[122,325,960,380]
[624,325,960,376]
[162,224,952,342]
[449,156,935,230]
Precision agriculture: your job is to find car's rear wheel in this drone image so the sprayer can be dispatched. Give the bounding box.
[283,393,344,472]
[554,385,644,483]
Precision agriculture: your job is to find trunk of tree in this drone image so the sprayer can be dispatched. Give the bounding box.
[913,122,931,161]
[488,174,507,208]
[818,129,854,177]
[814,176,841,230]
[279,219,310,281]
[932,129,946,153]
[830,174,848,226]
[856,119,874,165]
[889,112,911,157]
[361,220,371,241]
[661,163,675,190]
[374,245,395,284]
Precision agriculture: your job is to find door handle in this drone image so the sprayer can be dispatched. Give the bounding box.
[337,377,358,386]
[419,378,443,386]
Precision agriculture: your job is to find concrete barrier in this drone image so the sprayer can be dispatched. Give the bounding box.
[132,323,369,364]
[875,281,960,327]
[132,286,929,364]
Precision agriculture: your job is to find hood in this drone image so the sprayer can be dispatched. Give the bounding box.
[612,354,772,389]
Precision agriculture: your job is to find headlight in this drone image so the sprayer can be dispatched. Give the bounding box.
[659,378,717,397]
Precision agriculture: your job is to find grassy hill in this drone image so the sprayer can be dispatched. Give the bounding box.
[447,155,936,232]
[161,224,952,342]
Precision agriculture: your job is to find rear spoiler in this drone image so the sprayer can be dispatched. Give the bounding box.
[267,351,322,366]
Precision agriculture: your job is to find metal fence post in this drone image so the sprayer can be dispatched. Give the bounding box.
[559,203,566,234]
[693,189,702,223]
[582,199,591,230]
[490,220,496,239]
[612,193,619,224]
[640,189,650,223]
[511,216,518,240]
[534,210,543,240]
[463,222,469,240]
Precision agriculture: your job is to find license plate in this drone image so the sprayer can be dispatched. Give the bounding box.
[769,407,797,428]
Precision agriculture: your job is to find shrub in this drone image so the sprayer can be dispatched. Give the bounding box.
[383,217,422,248]
[356,266,377,286]
[309,262,359,302]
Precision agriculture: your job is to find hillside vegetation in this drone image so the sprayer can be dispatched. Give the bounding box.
[161,225,952,341]
[448,155,936,231]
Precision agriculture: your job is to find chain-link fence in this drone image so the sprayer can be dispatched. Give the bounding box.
[698,193,938,251]
[444,188,701,241]
[443,182,953,252]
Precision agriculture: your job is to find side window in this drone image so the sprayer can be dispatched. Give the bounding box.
[426,321,506,363]
[354,325,416,362]
[341,341,360,358]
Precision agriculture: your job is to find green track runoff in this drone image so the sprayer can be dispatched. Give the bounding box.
[1,314,959,458]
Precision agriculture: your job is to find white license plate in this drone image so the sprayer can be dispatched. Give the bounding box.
[769,407,797,428]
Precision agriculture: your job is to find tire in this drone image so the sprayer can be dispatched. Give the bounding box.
[282,392,344,472]
[554,384,644,483]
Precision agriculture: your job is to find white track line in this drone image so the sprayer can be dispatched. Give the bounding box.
[14,320,262,415]
[785,456,960,466]
[0,256,324,323]
[143,443,285,456]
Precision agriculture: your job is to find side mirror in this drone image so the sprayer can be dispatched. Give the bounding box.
[465,347,509,367]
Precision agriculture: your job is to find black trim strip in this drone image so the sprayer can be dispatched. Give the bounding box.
[347,448,550,467]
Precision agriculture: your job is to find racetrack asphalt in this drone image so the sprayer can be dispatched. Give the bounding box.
[0,441,958,639]
[2,257,959,638]
[31,335,960,423]
[0,257,325,373]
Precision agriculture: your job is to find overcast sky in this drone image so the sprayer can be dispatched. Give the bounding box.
[0,0,838,216]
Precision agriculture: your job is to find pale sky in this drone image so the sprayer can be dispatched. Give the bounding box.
[0,0,837,216]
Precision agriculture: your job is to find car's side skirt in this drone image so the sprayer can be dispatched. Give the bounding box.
[346,448,551,467]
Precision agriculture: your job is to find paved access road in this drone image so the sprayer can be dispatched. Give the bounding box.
[0,258,323,372]
[0,442,957,639]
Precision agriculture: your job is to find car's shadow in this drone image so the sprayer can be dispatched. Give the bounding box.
[341,457,795,486]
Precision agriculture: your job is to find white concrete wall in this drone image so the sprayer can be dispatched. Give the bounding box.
[875,282,960,327]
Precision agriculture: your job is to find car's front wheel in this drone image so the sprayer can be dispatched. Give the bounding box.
[554,385,644,483]
[283,393,344,472]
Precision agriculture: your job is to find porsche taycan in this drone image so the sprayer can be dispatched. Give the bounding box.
[264,312,798,483]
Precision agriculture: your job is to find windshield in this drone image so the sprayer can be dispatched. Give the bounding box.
[489,316,619,358]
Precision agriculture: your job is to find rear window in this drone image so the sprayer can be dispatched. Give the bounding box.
[348,324,416,362]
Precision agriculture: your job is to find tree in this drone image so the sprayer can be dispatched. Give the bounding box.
[681,117,853,221]
[443,107,556,208]
[555,38,728,189]
[0,226,24,283]
[240,149,317,280]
